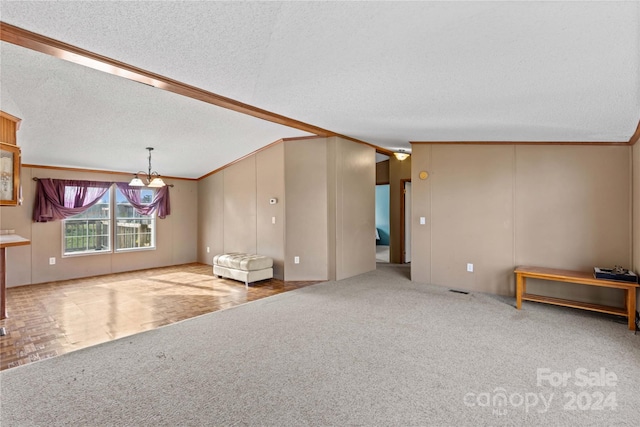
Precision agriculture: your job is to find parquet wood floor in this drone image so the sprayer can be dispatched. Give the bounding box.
[0,263,320,371]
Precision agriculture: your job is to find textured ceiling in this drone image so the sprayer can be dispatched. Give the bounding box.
[0,42,311,178]
[1,1,639,178]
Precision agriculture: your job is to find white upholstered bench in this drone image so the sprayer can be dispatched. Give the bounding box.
[213,253,274,288]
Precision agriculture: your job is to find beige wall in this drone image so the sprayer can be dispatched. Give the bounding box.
[199,143,286,279]
[389,155,412,263]
[1,167,33,286]
[516,146,630,269]
[223,157,258,254]
[197,137,375,282]
[204,145,288,277]
[376,159,389,184]
[0,166,198,287]
[197,171,224,264]
[284,139,328,281]
[515,146,631,306]
[633,142,639,275]
[257,144,286,279]
[411,145,515,293]
[328,137,376,280]
[432,145,514,295]
[411,145,432,285]
[634,142,639,307]
[411,144,632,306]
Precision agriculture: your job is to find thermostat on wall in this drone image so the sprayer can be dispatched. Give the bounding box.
[269,198,278,205]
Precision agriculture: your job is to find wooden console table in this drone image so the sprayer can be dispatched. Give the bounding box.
[0,234,30,320]
[515,266,639,330]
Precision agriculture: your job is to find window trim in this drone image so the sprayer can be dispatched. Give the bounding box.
[114,187,156,252]
[61,185,157,257]
[61,192,112,257]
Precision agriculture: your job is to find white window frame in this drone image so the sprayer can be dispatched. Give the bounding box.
[114,187,156,253]
[62,190,112,257]
[62,186,157,256]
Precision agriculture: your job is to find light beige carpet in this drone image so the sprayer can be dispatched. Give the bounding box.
[1,264,638,426]
[375,245,389,263]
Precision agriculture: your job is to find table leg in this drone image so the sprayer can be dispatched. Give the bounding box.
[626,287,636,331]
[516,273,525,309]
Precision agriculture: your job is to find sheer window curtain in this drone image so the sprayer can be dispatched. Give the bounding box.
[33,179,171,222]
[115,183,171,219]
[33,179,112,222]
[116,182,171,219]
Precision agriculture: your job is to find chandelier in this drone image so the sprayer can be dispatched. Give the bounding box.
[129,147,166,188]
[393,149,410,161]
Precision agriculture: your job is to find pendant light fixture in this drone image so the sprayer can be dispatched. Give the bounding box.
[393,149,410,161]
[129,147,166,187]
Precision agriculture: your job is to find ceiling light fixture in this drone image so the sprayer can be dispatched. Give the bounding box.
[129,147,166,187]
[394,150,410,161]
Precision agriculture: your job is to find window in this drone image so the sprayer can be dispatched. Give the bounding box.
[62,186,156,256]
[115,188,155,251]
[63,191,111,255]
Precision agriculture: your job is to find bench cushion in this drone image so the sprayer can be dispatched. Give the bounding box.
[213,253,273,271]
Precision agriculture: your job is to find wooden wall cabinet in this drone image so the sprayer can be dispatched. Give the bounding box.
[0,112,22,206]
[1,143,21,206]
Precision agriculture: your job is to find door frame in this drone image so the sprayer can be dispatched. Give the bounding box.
[400,178,411,264]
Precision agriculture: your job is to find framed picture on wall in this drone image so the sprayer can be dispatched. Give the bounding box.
[0,142,21,206]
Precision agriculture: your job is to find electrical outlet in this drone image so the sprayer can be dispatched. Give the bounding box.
[467,263,473,272]
[207,247,210,253]
[49,257,56,265]
[272,216,276,224]
[294,256,300,264]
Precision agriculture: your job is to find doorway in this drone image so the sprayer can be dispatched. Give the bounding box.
[375,184,390,263]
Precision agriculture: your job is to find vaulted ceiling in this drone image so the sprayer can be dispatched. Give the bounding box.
[1,1,639,179]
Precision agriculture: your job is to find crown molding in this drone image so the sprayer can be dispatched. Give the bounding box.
[1,22,390,161]
[410,141,632,146]
[23,164,197,181]
[0,110,22,130]
[411,120,640,147]
[628,120,640,145]
[0,22,331,137]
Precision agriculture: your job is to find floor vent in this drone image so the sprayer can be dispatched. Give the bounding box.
[449,289,469,295]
